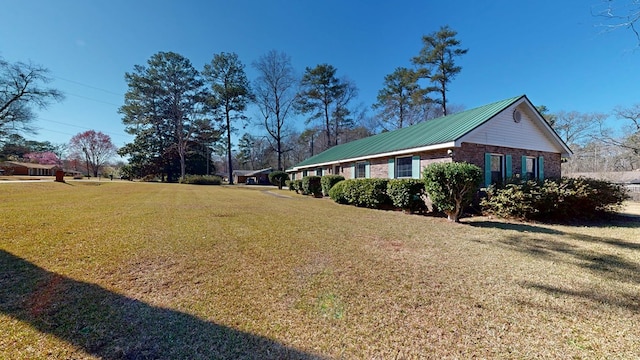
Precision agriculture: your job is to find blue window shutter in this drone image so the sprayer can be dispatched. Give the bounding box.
[521,156,527,179]
[365,161,370,178]
[388,158,395,179]
[484,153,492,187]
[538,156,544,181]
[505,155,512,179]
[351,164,355,179]
[412,155,420,179]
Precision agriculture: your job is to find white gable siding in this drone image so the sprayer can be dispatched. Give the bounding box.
[459,103,561,153]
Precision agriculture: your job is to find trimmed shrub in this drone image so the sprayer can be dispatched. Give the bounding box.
[321,175,345,196]
[302,176,322,197]
[328,179,349,204]
[268,171,289,190]
[482,177,630,221]
[423,162,483,222]
[286,180,295,191]
[180,175,222,185]
[387,179,426,213]
[329,178,390,208]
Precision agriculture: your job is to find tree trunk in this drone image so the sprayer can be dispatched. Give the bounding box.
[179,152,186,181]
[226,110,234,185]
[277,124,282,171]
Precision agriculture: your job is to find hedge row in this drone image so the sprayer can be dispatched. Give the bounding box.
[180,175,222,185]
[329,178,391,208]
[321,175,345,196]
[329,178,426,211]
[288,170,628,223]
[482,177,630,221]
[289,176,426,212]
[288,177,322,196]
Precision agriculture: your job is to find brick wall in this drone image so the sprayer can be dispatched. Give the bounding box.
[289,142,562,181]
[370,158,388,178]
[454,142,562,179]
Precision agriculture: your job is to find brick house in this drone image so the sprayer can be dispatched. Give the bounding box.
[287,95,572,186]
[0,161,61,176]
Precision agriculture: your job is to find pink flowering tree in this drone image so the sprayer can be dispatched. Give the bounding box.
[68,130,118,177]
[23,151,60,165]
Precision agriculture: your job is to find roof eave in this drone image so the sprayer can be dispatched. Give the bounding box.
[288,142,456,171]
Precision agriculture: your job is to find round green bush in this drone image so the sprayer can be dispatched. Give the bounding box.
[268,171,289,190]
[387,179,426,213]
[423,162,482,222]
[302,176,322,197]
[329,178,390,208]
[321,175,345,196]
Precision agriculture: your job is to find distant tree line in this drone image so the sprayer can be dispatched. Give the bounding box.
[114,26,469,182]
[6,14,640,181]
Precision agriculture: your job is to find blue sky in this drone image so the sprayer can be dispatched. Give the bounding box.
[2,0,638,149]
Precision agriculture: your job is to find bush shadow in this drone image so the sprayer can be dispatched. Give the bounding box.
[496,234,640,285]
[0,250,324,360]
[520,281,640,312]
[465,220,563,235]
[466,218,640,311]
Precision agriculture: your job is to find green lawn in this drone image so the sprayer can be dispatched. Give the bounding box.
[1,181,639,359]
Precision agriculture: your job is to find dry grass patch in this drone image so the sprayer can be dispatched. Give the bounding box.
[623,200,640,216]
[1,182,639,359]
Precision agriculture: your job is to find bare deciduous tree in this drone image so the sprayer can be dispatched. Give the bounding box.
[1,57,63,141]
[253,50,297,171]
[596,0,640,41]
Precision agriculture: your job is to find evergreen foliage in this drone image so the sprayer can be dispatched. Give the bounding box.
[422,162,482,222]
[268,171,289,190]
[482,177,630,221]
[321,175,345,196]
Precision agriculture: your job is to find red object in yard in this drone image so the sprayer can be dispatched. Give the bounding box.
[55,170,65,183]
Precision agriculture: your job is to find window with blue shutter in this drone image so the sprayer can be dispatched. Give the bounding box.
[388,158,395,179]
[355,162,367,178]
[484,153,492,187]
[522,156,537,180]
[505,155,512,179]
[412,155,420,179]
[485,153,504,186]
[396,156,412,178]
[538,156,544,181]
[365,161,370,178]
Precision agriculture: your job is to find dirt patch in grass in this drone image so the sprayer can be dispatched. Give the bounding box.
[1,182,639,358]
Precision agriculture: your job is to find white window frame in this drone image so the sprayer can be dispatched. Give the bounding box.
[396,155,413,178]
[355,161,367,178]
[524,156,537,180]
[490,154,505,184]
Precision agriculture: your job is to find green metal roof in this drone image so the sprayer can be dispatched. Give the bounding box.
[293,95,524,169]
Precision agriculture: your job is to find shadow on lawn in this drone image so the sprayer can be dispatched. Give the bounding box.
[468,218,640,311]
[468,217,640,251]
[0,250,323,360]
[520,281,640,312]
[497,234,640,284]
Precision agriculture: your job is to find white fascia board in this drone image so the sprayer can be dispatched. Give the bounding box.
[289,142,456,171]
[522,97,573,157]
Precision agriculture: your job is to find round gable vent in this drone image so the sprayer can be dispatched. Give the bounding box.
[513,109,522,123]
